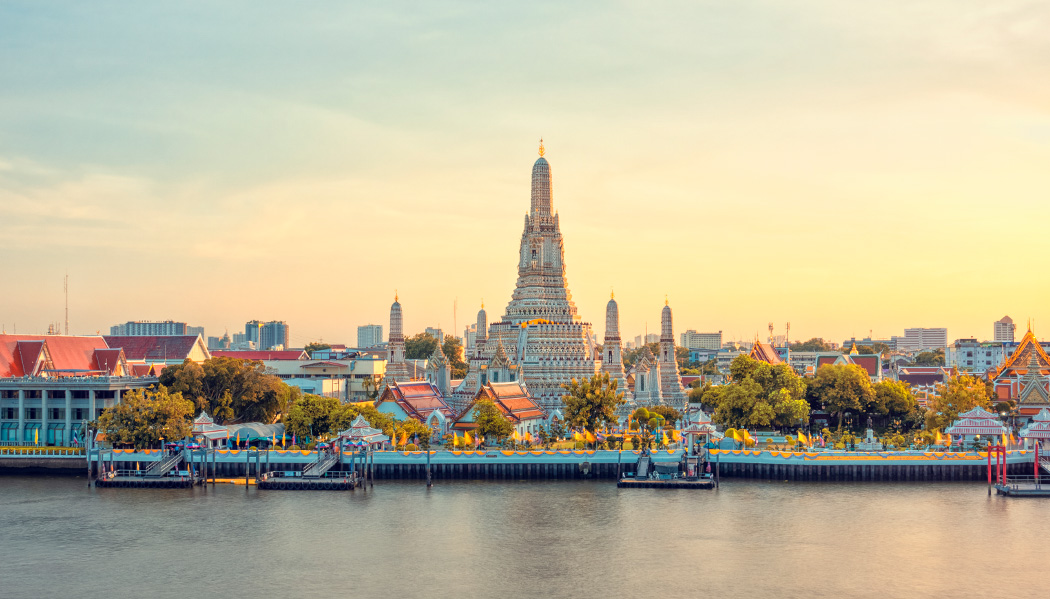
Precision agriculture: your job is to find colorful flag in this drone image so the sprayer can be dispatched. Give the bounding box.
[512,430,520,441]
[400,431,409,446]
[34,428,38,445]
[935,430,943,446]
[464,431,472,445]
[797,431,808,445]
[1002,433,1008,447]
[662,431,670,445]
[585,430,596,444]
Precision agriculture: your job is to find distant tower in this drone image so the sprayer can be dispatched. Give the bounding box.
[425,341,451,396]
[658,299,686,408]
[768,322,774,345]
[601,292,632,406]
[995,316,1016,343]
[64,273,69,335]
[383,293,411,385]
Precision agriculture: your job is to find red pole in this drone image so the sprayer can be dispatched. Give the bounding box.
[1036,443,1040,485]
[987,448,992,486]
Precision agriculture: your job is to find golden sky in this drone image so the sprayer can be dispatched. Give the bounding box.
[2,1,1049,346]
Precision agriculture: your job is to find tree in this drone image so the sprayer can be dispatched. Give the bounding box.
[160,357,297,424]
[708,354,809,429]
[284,394,344,441]
[394,418,434,450]
[810,364,875,431]
[871,342,891,355]
[561,372,625,437]
[648,405,682,427]
[926,374,991,431]
[405,333,439,360]
[94,386,194,449]
[790,338,832,352]
[304,342,331,354]
[914,349,945,366]
[442,335,468,379]
[872,379,919,422]
[844,345,874,355]
[473,399,513,444]
[361,375,384,402]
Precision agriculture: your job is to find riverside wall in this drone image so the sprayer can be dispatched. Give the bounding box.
[4,448,1037,482]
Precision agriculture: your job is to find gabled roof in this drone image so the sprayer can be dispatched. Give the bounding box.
[91,348,126,375]
[104,335,209,362]
[460,381,546,424]
[994,328,1050,379]
[379,380,454,421]
[211,350,308,361]
[749,340,782,365]
[0,335,113,377]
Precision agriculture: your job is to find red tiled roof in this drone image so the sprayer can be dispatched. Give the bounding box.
[92,348,125,375]
[383,381,454,420]
[817,356,838,368]
[0,335,110,377]
[851,356,879,377]
[749,341,782,365]
[104,336,204,362]
[211,350,308,361]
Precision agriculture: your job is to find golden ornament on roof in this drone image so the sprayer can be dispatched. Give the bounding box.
[538,138,545,157]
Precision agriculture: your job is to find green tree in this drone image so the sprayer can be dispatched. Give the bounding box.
[844,345,874,355]
[709,354,809,429]
[160,357,297,424]
[361,375,384,402]
[872,379,919,421]
[405,333,439,360]
[304,342,331,354]
[810,363,874,431]
[914,349,945,366]
[94,386,195,449]
[790,338,832,352]
[648,405,682,427]
[926,374,991,432]
[442,335,468,379]
[870,342,891,355]
[473,398,513,444]
[561,372,625,438]
[284,394,344,441]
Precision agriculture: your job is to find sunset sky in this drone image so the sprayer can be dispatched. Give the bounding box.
[2,1,1049,346]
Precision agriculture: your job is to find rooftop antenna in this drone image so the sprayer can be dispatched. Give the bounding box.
[768,322,774,345]
[64,273,69,335]
[786,322,791,345]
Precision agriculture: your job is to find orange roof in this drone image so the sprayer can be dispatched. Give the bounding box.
[749,340,782,365]
[381,381,454,420]
[0,335,110,377]
[994,329,1050,379]
[104,336,204,362]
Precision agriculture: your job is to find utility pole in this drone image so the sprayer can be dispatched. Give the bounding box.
[64,273,69,335]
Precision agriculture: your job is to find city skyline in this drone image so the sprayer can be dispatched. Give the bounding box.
[3,2,1049,344]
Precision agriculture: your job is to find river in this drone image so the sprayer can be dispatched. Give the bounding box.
[1,476,1046,598]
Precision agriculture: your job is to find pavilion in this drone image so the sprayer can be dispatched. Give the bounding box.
[1020,407,1050,448]
[945,406,1008,449]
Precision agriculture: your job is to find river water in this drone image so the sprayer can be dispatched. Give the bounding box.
[2,476,1047,598]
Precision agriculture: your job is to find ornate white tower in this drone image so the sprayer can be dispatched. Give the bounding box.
[455,141,598,411]
[658,299,686,408]
[601,292,632,405]
[383,294,411,385]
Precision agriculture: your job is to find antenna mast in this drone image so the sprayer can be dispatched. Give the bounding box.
[64,273,69,335]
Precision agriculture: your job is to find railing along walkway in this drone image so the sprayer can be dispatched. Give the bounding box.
[302,452,340,478]
[144,452,183,477]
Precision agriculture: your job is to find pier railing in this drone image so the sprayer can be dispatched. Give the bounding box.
[0,447,85,457]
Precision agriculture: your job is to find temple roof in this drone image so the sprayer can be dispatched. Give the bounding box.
[749,340,782,365]
[380,380,454,421]
[0,334,119,377]
[993,328,1050,379]
[105,335,209,362]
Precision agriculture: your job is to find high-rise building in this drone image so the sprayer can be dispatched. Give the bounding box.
[425,327,445,343]
[109,320,189,336]
[357,324,383,348]
[259,321,290,351]
[902,328,948,352]
[186,326,204,338]
[681,330,722,350]
[601,293,632,409]
[244,320,263,345]
[994,316,1016,343]
[383,295,410,385]
[658,301,686,408]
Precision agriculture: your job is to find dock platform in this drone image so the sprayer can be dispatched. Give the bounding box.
[617,477,714,489]
[994,476,1050,497]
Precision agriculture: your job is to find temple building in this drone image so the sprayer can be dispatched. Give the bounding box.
[628,345,661,406]
[601,292,633,412]
[383,294,411,386]
[991,325,1050,418]
[453,142,598,411]
[657,300,686,408]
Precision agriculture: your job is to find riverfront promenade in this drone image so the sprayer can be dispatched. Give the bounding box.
[2,446,1040,481]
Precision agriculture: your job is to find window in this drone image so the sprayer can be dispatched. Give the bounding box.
[73,408,87,420]
[49,390,66,400]
[25,408,41,420]
[2,407,15,420]
[50,408,64,420]
[0,390,17,399]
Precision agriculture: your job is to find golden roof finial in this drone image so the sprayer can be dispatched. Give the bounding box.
[665,294,669,306]
[610,288,615,300]
[481,298,484,309]
[538,137,545,157]
[395,289,399,302]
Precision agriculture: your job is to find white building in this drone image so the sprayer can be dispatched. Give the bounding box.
[109,320,193,336]
[946,339,1010,374]
[681,330,722,350]
[425,327,445,343]
[901,328,948,352]
[357,324,383,348]
[994,316,1016,343]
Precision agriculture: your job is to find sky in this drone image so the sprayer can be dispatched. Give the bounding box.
[2,1,1049,347]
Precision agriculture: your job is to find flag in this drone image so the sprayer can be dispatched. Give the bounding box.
[797,431,808,445]
[292,433,296,446]
[573,430,583,442]
[453,431,460,446]
[512,430,520,441]
[464,431,472,445]
[1002,433,1008,447]
[585,430,596,444]
[935,430,943,446]
[662,431,670,445]
[282,432,286,447]
[400,431,409,446]
[34,428,38,445]
[944,433,951,447]
[732,429,743,443]
[741,430,753,446]
[672,430,681,442]
[236,432,240,447]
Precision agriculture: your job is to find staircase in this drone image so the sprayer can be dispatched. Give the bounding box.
[1040,457,1050,475]
[635,455,651,480]
[303,452,340,478]
[144,451,183,477]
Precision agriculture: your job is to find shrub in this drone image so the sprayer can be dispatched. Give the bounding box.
[405,443,419,451]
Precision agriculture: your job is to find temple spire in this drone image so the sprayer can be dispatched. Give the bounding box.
[538,137,545,157]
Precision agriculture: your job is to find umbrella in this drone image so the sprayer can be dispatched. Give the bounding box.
[316,442,330,448]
